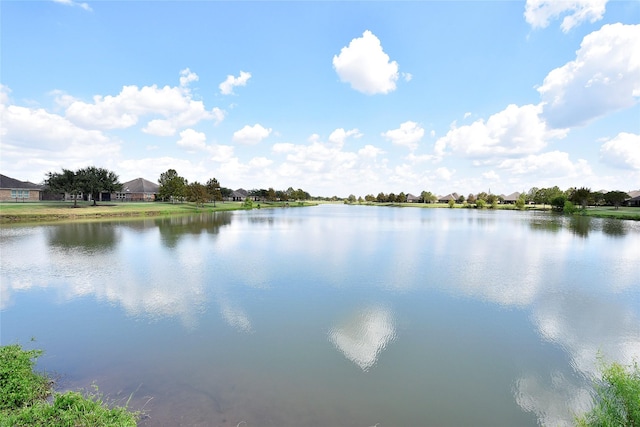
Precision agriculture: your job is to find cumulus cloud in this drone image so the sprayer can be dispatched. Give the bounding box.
[328,128,362,147]
[497,151,592,179]
[435,104,567,159]
[524,0,607,32]
[177,129,207,151]
[600,132,640,170]
[0,101,120,182]
[333,30,399,95]
[381,121,425,151]
[219,71,252,95]
[232,124,272,145]
[61,70,224,133]
[538,23,640,129]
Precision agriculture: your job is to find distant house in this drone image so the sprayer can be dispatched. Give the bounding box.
[230,188,248,202]
[406,193,420,203]
[0,174,43,202]
[438,193,458,203]
[116,178,159,202]
[503,192,521,204]
[627,194,640,207]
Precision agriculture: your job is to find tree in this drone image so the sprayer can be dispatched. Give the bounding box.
[187,182,208,206]
[476,199,486,209]
[45,169,81,207]
[267,187,276,202]
[487,194,498,209]
[206,178,223,207]
[551,194,567,211]
[76,166,122,206]
[421,191,436,204]
[347,194,356,203]
[397,192,407,203]
[158,169,187,203]
[515,193,526,210]
[457,194,466,204]
[476,192,488,202]
[467,193,476,204]
[571,187,591,209]
[448,199,455,208]
[376,192,387,203]
[604,191,629,210]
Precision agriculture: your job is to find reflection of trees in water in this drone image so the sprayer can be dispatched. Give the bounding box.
[601,218,626,237]
[47,222,119,252]
[529,214,628,238]
[157,212,233,248]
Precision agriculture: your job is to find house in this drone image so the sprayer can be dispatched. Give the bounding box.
[438,193,459,203]
[503,192,521,204]
[229,188,248,202]
[0,174,43,202]
[406,193,420,203]
[116,178,159,202]
[627,192,640,207]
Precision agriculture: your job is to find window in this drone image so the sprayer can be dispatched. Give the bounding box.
[10,190,29,199]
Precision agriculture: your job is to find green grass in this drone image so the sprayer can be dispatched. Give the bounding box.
[0,200,315,224]
[0,344,138,427]
[576,359,640,427]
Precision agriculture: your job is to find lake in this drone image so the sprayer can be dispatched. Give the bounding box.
[1,204,639,426]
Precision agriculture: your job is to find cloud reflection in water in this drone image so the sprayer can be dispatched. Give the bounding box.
[329,306,396,371]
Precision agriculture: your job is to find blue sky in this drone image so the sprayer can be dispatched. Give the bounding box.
[1,0,639,197]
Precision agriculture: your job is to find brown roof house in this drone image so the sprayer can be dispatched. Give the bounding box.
[502,192,521,204]
[116,178,159,202]
[0,174,43,202]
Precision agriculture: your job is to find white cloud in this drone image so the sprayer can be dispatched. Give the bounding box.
[0,102,120,182]
[177,129,207,151]
[497,151,592,179]
[232,124,272,145]
[600,132,640,170]
[52,0,92,12]
[524,0,607,32]
[328,128,362,146]
[219,71,252,95]
[381,121,425,151]
[435,104,567,159]
[402,72,413,82]
[63,70,224,132]
[179,68,199,87]
[434,167,454,181]
[464,112,471,119]
[483,170,500,180]
[538,23,640,128]
[333,30,399,95]
[358,144,384,159]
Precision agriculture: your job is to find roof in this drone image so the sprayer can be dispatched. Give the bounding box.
[121,177,159,193]
[233,188,248,197]
[438,194,457,201]
[627,190,640,199]
[503,191,521,202]
[0,174,43,190]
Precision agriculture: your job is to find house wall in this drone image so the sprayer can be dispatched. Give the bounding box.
[0,189,41,202]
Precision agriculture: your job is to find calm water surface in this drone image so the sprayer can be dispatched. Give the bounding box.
[1,205,639,426]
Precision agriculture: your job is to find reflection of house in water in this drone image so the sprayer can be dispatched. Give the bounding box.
[329,306,396,371]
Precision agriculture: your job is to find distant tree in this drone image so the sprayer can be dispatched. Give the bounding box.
[448,199,455,208]
[220,187,233,199]
[206,178,223,206]
[515,193,526,210]
[397,192,407,203]
[158,169,187,203]
[388,193,396,203]
[551,194,567,211]
[347,194,356,203]
[476,199,486,209]
[357,196,364,204]
[376,192,387,203]
[487,194,498,209]
[76,166,122,206]
[266,187,276,202]
[421,191,437,204]
[365,194,375,202]
[457,194,466,204]
[527,187,539,204]
[476,192,488,202]
[276,190,288,202]
[187,182,208,206]
[467,193,476,204]
[571,187,591,209]
[604,191,629,210]
[45,169,81,206]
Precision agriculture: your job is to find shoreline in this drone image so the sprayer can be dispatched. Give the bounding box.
[1,200,638,224]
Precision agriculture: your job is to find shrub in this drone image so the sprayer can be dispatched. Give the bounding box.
[564,201,578,214]
[576,360,640,427]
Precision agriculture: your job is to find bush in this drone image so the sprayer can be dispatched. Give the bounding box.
[564,201,578,214]
[576,360,640,427]
[0,344,139,427]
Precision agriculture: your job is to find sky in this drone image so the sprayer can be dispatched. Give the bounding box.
[1,0,639,198]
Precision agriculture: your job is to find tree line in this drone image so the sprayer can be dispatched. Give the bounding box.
[352,187,632,210]
[44,166,311,206]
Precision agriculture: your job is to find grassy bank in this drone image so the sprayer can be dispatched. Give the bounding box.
[0,201,312,224]
[0,344,139,427]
